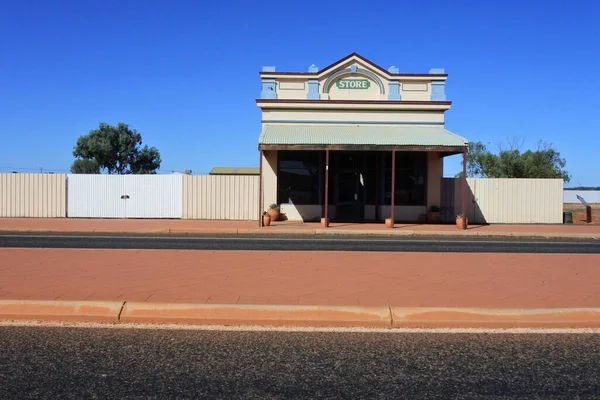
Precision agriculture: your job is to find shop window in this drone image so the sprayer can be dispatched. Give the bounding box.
[382,152,427,206]
[278,151,322,205]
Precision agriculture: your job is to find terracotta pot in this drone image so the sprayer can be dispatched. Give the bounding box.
[456,216,468,229]
[267,208,279,222]
[321,217,329,228]
[263,215,271,227]
[385,218,394,228]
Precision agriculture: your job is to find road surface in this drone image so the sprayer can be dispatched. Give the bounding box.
[1,325,599,399]
[1,232,599,253]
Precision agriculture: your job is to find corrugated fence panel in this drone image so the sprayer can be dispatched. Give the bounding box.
[451,178,563,224]
[183,175,259,220]
[0,173,66,217]
[564,190,600,204]
[67,175,183,218]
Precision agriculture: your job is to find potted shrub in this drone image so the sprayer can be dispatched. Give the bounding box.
[267,203,280,221]
[262,211,271,227]
[456,213,468,229]
[428,205,441,224]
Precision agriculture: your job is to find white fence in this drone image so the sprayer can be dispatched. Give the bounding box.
[183,175,259,220]
[0,173,67,218]
[67,175,183,218]
[564,190,600,204]
[453,178,563,224]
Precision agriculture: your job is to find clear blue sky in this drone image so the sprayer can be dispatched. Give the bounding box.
[1,0,598,186]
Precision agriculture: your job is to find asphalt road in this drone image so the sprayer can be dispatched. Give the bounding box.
[1,326,599,399]
[0,232,599,253]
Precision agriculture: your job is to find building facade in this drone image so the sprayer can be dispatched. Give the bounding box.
[257,53,468,223]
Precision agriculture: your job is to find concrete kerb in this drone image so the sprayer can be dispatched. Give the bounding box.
[238,228,316,235]
[0,300,124,322]
[94,228,171,234]
[391,307,600,328]
[168,228,239,235]
[119,303,392,327]
[0,227,598,240]
[2,300,600,328]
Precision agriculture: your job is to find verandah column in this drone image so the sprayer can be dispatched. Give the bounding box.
[258,150,263,227]
[389,150,396,228]
[462,150,467,229]
[323,149,330,227]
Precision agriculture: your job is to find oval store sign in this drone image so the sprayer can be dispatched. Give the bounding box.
[336,79,370,89]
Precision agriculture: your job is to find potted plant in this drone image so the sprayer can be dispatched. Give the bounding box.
[262,211,271,227]
[267,203,280,221]
[428,205,441,224]
[456,213,468,229]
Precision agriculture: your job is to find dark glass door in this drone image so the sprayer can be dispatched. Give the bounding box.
[335,172,363,221]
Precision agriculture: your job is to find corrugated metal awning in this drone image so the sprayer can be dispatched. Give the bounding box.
[258,124,468,151]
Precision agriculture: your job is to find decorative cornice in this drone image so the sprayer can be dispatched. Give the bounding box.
[259,53,448,79]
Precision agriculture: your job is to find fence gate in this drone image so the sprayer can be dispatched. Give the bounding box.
[440,178,455,223]
[67,174,183,218]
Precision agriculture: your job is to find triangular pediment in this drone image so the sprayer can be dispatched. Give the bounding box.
[315,53,393,78]
[313,54,392,100]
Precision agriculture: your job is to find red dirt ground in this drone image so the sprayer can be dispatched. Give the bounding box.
[1,248,599,309]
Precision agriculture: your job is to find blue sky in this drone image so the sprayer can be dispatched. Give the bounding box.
[1,0,598,186]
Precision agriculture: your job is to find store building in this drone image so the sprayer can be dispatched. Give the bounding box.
[257,53,468,225]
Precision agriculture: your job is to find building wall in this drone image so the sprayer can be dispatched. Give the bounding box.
[280,204,323,222]
[279,204,428,223]
[379,206,427,222]
[401,82,432,101]
[427,152,443,210]
[324,74,386,101]
[266,150,443,223]
[261,151,278,212]
[0,173,66,218]
[317,58,388,100]
[276,80,309,100]
[183,175,258,220]
[268,55,446,102]
[261,109,445,124]
[274,74,438,102]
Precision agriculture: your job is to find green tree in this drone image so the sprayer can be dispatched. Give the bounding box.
[72,122,161,174]
[457,140,570,182]
[70,159,100,174]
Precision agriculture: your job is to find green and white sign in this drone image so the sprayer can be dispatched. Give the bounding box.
[336,79,370,89]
